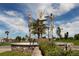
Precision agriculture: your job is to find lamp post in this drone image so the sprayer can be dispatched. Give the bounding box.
[47,26,50,39]
[28,12,32,45]
[49,13,54,39]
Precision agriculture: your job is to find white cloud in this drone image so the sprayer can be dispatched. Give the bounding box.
[52,3,75,16]
[4,10,24,18]
[26,3,77,21]
[0,29,4,34]
[31,3,76,16]
[0,11,29,34]
[4,11,17,16]
[59,16,79,37]
[26,3,79,37]
[0,4,79,38]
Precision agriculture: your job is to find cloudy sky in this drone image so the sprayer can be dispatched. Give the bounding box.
[0,3,79,39]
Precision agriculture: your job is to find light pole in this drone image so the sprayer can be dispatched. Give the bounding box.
[49,13,54,39]
[28,12,32,45]
[47,26,50,39]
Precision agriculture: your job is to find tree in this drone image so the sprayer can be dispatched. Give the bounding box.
[25,34,29,41]
[64,32,69,39]
[5,31,9,39]
[25,34,28,38]
[74,34,79,40]
[15,36,21,42]
[22,37,26,41]
[56,27,62,38]
[31,20,47,39]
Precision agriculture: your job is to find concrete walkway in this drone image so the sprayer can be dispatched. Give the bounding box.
[71,46,79,50]
[32,47,42,56]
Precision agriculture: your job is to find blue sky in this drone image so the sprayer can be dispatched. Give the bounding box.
[0,3,79,39]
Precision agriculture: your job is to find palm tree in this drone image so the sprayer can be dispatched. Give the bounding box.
[5,31,9,39]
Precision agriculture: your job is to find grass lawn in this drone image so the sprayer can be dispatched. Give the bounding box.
[55,39,79,45]
[0,51,31,56]
[0,42,11,46]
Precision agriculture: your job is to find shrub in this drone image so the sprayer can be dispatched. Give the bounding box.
[44,46,64,56]
[39,39,79,56]
[39,40,64,56]
[74,34,79,40]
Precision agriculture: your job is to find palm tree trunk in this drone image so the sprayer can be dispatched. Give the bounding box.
[7,34,8,39]
[7,34,8,42]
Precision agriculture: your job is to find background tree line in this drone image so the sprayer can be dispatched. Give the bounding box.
[56,26,79,40]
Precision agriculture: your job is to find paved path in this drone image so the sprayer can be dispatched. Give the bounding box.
[71,46,79,50]
[32,47,42,56]
[0,46,11,53]
[0,43,79,55]
[55,42,79,50]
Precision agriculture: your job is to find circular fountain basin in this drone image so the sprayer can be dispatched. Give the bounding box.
[11,42,39,53]
[11,42,39,46]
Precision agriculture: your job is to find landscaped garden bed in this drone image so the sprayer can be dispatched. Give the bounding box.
[39,39,79,56]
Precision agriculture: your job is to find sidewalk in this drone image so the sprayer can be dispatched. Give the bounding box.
[0,46,11,53]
